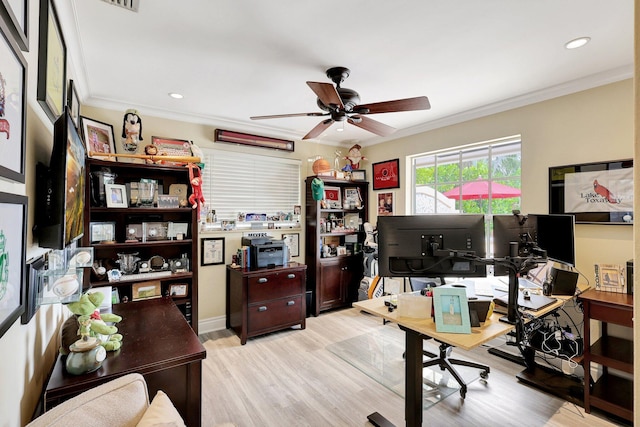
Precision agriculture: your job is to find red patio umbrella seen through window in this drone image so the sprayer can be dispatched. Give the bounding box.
[442,179,521,200]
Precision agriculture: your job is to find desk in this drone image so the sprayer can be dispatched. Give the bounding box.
[354,297,514,427]
[45,298,206,427]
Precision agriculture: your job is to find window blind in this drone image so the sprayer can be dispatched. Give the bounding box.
[200,148,301,221]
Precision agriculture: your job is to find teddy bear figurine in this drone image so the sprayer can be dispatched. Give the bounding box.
[59,292,123,355]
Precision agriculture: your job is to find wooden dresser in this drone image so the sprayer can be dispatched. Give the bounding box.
[226,263,307,344]
[579,289,633,421]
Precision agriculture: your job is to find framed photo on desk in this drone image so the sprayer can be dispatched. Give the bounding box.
[433,287,471,333]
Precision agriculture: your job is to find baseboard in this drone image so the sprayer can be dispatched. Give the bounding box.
[198,315,226,334]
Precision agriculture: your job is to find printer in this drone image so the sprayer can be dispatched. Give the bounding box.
[241,235,288,268]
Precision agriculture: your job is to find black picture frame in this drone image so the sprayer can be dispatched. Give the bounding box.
[21,253,45,324]
[201,237,225,266]
[67,79,80,128]
[37,0,66,123]
[549,159,633,224]
[0,12,27,183]
[0,0,28,51]
[0,192,27,338]
[372,158,400,190]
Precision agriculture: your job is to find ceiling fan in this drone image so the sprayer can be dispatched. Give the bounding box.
[250,66,431,140]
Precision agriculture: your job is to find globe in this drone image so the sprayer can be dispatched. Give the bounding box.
[312,158,331,174]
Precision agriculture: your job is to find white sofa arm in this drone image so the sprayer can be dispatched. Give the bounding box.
[28,373,149,427]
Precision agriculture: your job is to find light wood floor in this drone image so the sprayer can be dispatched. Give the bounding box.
[199,308,628,427]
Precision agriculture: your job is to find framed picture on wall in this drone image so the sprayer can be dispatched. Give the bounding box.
[201,237,225,266]
[0,13,27,183]
[0,192,27,339]
[36,0,66,123]
[549,159,633,224]
[372,159,400,190]
[0,0,29,51]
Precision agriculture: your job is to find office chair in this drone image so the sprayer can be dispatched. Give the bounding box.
[422,338,490,399]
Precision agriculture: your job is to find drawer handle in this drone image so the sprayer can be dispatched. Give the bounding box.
[287,274,296,279]
[258,306,267,312]
[286,301,295,306]
[257,278,268,284]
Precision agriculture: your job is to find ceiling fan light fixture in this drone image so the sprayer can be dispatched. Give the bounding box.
[565,37,590,49]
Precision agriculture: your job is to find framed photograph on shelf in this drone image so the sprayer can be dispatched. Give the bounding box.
[80,116,117,160]
[104,184,128,208]
[323,186,342,209]
[0,192,27,339]
[433,287,471,334]
[372,158,400,190]
[201,237,225,266]
[595,263,625,293]
[351,170,366,181]
[0,0,29,51]
[66,79,80,128]
[168,283,189,298]
[282,233,299,258]
[132,281,161,300]
[89,221,116,243]
[0,13,27,183]
[377,192,394,216]
[151,136,192,165]
[36,0,66,123]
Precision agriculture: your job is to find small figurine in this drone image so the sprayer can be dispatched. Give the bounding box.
[187,163,205,217]
[344,144,366,170]
[120,109,143,153]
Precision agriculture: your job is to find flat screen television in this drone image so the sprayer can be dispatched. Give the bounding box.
[377,214,487,279]
[35,109,86,249]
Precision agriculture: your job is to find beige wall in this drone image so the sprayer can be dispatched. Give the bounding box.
[366,80,634,279]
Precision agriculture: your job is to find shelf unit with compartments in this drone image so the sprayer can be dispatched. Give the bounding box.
[305,177,368,316]
[82,158,199,332]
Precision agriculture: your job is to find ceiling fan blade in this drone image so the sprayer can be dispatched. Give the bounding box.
[250,112,327,120]
[355,96,431,114]
[348,115,396,137]
[307,81,344,109]
[303,118,334,140]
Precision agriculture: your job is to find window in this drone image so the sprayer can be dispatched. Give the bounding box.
[411,137,521,215]
[200,148,301,221]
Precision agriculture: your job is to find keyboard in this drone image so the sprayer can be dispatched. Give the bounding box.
[120,271,172,281]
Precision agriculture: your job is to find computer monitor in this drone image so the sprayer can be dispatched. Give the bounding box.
[492,213,538,276]
[377,214,487,279]
[532,214,575,267]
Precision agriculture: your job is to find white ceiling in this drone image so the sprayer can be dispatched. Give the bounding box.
[56,0,634,147]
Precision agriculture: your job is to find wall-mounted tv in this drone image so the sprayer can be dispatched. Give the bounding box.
[549,159,633,224]
[35,108,86,249]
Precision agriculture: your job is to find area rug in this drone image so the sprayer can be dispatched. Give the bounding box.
[326,324,480,409]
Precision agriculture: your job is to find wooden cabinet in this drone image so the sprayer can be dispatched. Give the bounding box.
[579,290,633,421]
[82,159,199,333]
[226,263,307,344]
[305,177,368,316]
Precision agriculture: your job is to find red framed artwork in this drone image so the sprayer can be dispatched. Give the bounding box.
[372,158,400,190]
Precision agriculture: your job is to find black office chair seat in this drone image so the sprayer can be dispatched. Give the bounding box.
[422,339,490,399]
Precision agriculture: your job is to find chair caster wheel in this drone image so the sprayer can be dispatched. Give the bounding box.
[480,371,489,380]
[460,386,467,399]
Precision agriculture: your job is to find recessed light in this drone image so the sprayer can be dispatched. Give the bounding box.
[168,92,183,99]
[565,37,590,50]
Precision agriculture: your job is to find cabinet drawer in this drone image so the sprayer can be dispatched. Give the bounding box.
[589,302,633,326]
[248,296,304,332]
[248,271,304,303]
